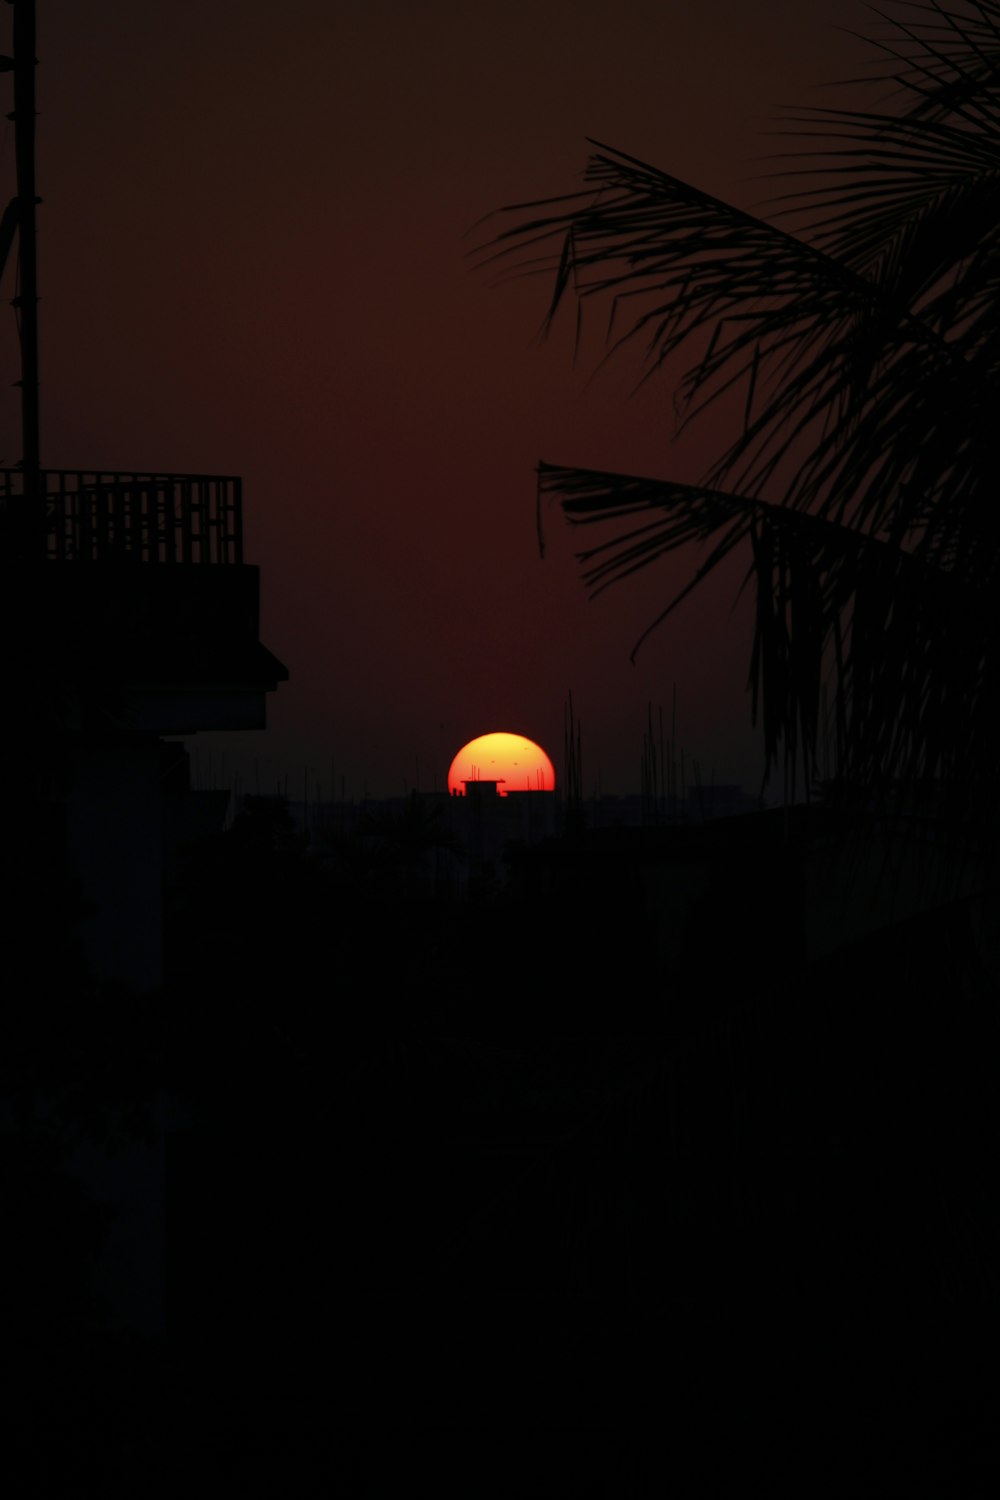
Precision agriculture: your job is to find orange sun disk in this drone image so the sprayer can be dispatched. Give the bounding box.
[448,731,555,796]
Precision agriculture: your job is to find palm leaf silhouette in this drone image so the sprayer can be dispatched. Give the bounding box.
[475,0,1000,828]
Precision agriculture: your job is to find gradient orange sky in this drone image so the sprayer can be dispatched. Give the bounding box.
[2,1,874,798]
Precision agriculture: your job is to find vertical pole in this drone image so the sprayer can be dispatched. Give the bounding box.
[659,705,665,825]
[12,1,40,499]
[671,682,678,819]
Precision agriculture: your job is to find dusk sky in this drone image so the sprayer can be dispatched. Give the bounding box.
[2,0,876,798]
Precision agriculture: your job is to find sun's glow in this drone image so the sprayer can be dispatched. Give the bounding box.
[448,731,555,795]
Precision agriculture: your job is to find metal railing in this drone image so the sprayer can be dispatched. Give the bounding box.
[0,469,243,563]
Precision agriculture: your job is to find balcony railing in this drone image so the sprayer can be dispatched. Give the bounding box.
[0,469,243,563]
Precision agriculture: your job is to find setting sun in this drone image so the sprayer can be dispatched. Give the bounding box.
[448,732,555,795]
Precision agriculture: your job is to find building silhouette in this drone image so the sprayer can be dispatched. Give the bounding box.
[1,4,287,1348]
[4,469,288,990]
[1,9,287,992]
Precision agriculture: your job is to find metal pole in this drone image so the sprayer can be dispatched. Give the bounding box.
[12,1,40,484]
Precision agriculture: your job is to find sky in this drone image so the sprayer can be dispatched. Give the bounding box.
[1,0,877,799]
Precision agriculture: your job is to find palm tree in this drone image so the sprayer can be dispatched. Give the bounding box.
[475,0,1000,840]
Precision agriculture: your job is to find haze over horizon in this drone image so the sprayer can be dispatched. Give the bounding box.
[1,1,876,799]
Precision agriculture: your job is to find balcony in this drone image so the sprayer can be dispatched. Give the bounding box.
[1,465,286,735]
[0,468,243,564]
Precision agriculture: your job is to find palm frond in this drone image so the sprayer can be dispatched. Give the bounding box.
[538,461,997,815]
[855,0,1000,127]
[478,0,1000,823]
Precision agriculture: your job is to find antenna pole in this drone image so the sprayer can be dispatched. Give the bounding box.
[12,0,40,486]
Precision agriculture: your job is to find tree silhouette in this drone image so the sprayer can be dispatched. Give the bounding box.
[476,0,1000,834]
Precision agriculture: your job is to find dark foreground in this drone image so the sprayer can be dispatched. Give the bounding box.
[3,810,1000,1495]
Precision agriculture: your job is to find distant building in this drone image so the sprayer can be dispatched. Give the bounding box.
[292,777,763,896]
[456,779,558,887]
[684,783,759,820]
